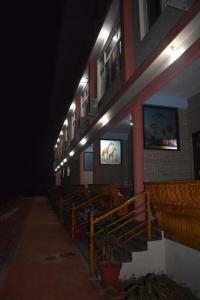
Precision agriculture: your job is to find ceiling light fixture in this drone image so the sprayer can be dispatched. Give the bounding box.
[169,45,184,63]
[99,113,110,127]
[69,102,76,112]
[98,28,109,42]
[69,150,75,157]
[64,119,68,127]
[80,137,87,146]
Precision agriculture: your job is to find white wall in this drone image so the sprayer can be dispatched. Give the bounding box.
[120,236,200,297]
[165,239,200,297]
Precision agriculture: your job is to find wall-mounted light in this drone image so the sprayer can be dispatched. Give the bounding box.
[57,138,60,143]
[60,130,63,136]
[130,121,134,126]
[98,28,109,42]
[63,158,67,163]
[69,102,76,112]
[64,119,68,127]
[112,34,118,43]
[168,44,184,63]
[69,150,75,157]
[60,162,64,166]
[79,76,88,87]
[80,137,87,146]
[55,144,58,148]
[99,113,110,127]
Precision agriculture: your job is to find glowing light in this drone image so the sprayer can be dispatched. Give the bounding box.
[57,138,60,143]
[64,119,68,127]
[99,114,110,127]
[130,122,134,126]
[60,130,63,136]
[80,137,87,146]
[112,35,118,43]
[63,158,67,163]
[55,145,58,148]
[80,76,88,85]
[60,162,64,166]
[98,28,109,41]
[69,150,75,157]
[169,45,184,63]
[69,102,76,112]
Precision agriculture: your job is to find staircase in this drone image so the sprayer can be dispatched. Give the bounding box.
[54,187,162,275]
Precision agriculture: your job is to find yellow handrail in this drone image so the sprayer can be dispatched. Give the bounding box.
[94,191,147,224]
[89,211,94,274]
[89,191,152,274]
[74,193,110,210]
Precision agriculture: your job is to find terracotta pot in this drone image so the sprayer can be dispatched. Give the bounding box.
[98,263,122,288]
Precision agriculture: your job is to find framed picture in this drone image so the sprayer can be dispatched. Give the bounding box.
[143,105,179,150]
[100,139,122,165]
[84,152,93,171]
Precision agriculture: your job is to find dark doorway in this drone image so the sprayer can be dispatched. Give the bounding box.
[192,131,200,179]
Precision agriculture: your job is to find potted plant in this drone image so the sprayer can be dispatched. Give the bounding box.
[123,273,172,300]
[95,227,122,288]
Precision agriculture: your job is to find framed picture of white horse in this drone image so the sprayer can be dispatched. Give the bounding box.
[100,139,122,165]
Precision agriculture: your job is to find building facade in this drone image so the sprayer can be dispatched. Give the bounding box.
[54,0,200,193]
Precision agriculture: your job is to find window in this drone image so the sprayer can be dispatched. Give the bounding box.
[71,111,76,141]
[139,0,167,40]
[98,25,121,100]
[80,82,89,117]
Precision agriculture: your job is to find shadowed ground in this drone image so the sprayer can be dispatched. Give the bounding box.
[0,197,104,300]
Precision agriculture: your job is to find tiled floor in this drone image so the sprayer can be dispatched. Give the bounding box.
[0,197,105,300]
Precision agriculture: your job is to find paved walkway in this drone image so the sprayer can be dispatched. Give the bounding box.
[0,197,104,300]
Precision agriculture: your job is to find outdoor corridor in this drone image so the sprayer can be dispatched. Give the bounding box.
[0,197,105,300]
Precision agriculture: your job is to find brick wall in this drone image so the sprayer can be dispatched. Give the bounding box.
[144,109,193,181]
[188,92,200,134]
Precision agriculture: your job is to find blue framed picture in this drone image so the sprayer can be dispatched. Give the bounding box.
[143,105,179,150]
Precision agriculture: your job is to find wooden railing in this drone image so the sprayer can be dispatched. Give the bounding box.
[89,191,152,274]
[145,180,200,250]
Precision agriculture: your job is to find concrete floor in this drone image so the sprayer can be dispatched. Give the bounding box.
[0,197,105,300]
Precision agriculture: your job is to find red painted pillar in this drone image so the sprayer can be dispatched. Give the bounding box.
[68,115,72,142]
[80,152,84,184]
[131,103,145,220]
[93,140,100,184]
[121,0,135,83]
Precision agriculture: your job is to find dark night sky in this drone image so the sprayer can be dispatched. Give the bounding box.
[4,0,110,197]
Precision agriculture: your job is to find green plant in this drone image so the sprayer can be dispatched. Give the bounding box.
[123,273,174,300]
[95,226,120,265]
